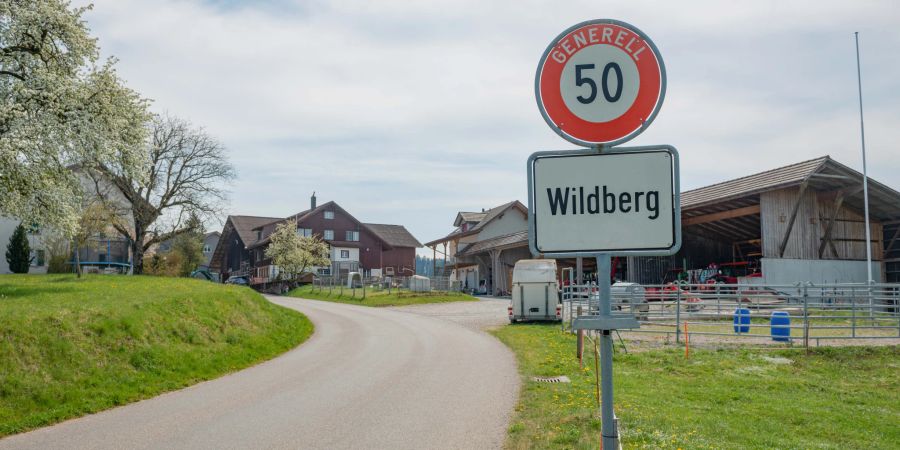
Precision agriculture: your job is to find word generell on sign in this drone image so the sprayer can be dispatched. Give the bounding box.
[535,19,666,147]
[527,146,681,257]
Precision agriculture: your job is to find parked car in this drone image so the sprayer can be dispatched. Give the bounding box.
[225,275,249,285]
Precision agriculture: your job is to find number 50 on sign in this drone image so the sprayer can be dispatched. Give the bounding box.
[535,19,666,147]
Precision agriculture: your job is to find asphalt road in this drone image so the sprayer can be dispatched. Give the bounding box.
[0,297,519,450]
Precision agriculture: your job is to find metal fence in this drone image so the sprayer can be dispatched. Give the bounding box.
[310,275,462,299]
[562,282,900,346]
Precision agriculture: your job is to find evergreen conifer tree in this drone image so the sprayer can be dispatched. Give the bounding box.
[5,224,32,273]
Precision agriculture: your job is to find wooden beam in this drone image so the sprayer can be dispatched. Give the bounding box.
[818,190,845,258]
[829,238,882,243]
[884,226,900,254]
[779,181,808,258]
[682,204,761,226]
[701,219,757,239]
[809,173,852,180]
[819,219,840,258]
[696,221,749,240]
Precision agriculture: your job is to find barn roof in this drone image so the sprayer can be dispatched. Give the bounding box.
[681,157,829,209]
[425,200,528,247]
[363,223,422,248]
[229,215,283,246]
[457,231,528,257]
[681,155,900,221]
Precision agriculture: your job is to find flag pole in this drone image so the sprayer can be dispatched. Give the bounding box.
[854,32,873,284]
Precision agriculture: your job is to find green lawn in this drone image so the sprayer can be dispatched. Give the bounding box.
[492,324,900,449]
[0,274,312,437]
[287,284,477,307]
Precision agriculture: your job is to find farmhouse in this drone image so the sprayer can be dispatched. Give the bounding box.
[425,201,531,296]
[209,194,421,286]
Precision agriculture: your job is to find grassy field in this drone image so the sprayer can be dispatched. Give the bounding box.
[0,274,312,437]
[287,284,477,307]
[492,324,900,449]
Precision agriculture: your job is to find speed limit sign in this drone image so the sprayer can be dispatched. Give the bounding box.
[535,19,666,147]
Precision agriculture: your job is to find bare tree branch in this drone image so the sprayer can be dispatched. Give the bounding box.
[88,113,236,273]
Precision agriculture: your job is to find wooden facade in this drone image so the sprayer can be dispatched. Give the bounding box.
[760,186,883,261]
[627,156,900,284]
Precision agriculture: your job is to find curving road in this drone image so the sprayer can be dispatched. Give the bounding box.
[0,297,519,450]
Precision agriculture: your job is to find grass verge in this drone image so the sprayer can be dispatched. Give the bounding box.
[287,284,477,307]
[0,274,312,437]
[492,323,899,449]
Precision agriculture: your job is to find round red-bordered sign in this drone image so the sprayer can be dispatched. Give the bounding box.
[535,19,666,147]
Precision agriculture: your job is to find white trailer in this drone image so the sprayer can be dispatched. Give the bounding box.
[508,259,561,323]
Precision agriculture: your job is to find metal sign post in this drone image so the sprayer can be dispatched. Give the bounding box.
[595,253,617,449]
[531,19,676,449]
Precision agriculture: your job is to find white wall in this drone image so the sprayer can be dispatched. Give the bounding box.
[761,258,883,285]
[332,246,360,262]
[477,209,527,241]
[0,217,49,274]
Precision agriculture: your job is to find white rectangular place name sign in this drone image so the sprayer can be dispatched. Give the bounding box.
[527,145,681,257]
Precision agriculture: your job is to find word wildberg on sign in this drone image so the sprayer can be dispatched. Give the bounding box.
[545,186,662,219]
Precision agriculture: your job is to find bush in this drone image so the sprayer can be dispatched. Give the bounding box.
[46,254,70,274]
[143,252,183,277]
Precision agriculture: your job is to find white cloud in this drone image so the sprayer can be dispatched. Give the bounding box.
[78,0,900,252]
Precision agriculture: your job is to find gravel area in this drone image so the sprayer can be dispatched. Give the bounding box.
[389,296,511,331]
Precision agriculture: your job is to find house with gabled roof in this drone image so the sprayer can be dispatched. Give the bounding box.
[425,200,531,296]
[209,194,421,286]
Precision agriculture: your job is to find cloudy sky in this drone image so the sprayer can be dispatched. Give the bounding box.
[77,0,900,253]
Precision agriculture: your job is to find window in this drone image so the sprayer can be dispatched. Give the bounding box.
[324,229,334,240]
[340,250,350,259]
[297,228,313,237]
[345,230,359,241]
[324,211,334,220]
[256,230,262,241]
[203,245,211,253]
[318,267,331,276]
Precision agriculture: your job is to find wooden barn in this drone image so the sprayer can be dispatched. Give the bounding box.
[626,156,900,285]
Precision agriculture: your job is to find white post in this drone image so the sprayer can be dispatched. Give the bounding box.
[854,32,873,284]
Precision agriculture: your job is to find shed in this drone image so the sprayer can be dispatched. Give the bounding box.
[627,156,900,285]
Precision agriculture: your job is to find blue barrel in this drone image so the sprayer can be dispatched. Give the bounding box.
[770,311,791,342]
[733,308,751,333]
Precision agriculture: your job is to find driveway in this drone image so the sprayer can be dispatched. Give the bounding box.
[389,296,511,331]
[0,297,519,450]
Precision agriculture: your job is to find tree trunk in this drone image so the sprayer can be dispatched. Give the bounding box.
[75,244,82,278]
[132,221,145,275]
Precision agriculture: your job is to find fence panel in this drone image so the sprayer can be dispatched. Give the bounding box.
[560,282,900,346]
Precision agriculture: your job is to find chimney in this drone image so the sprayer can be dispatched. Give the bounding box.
[311,191,317,209]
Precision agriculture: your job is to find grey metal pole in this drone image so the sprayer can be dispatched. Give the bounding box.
[854,32,873,285]
[675,286,681,343]
[596,254,618,449]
